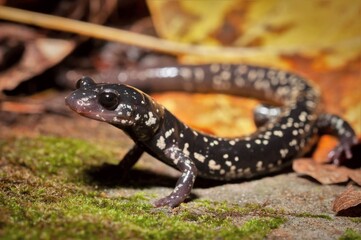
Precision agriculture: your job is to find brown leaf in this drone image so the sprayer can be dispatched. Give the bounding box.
[0,24,75,91]
[292,158,361,185]
[0,1,118,92]
[349,171,361,186]
[1,101,44,114]
[332,186,361,216]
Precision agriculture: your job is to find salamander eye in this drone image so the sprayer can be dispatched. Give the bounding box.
[76,76,95,89]
[99,91,119,110]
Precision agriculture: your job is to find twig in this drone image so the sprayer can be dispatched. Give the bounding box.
[0,5,258,59]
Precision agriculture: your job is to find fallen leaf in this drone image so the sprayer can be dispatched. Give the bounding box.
[0,38,75,91]
[0,101,44,114]
[332,185,361,216]
[147,0,361,68]
[349,171,361,186]
[147,0,361,147]
[0,24,76,91]
[152,92,259,137]
[293,158,361,185]
[0,1,117,92]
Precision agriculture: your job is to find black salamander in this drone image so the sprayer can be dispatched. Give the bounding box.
[65,64,357,207]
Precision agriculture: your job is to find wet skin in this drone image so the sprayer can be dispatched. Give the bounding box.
[66,64,357,207]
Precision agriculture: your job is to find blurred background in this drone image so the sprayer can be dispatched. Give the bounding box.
[0,0,360,158]
[0,1,360,238]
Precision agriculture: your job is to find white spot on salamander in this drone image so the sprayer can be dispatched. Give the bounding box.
[156,136,166,150]
[194,152,206,163]
[273,130,284,137]
[210,64,220,73]
[256,161,263,169]
[183,143,190,156]
[208,160,221,170]
[280,148,289,158]
[165,128,175,138]
[112,117,120,122]
[145,112,157,126]
[289,139,297,147]
[194,67,205,82]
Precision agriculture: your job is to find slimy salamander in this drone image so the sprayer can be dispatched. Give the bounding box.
[65,64,357,207]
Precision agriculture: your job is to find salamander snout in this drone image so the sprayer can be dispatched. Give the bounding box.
[66,79,166,139]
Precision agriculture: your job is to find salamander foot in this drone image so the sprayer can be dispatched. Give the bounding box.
[327,137,358,165]
[153,194,182,208]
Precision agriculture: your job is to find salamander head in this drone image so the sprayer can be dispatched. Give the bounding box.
[65,76,164,141]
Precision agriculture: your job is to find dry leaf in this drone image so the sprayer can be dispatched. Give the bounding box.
[147,0,361,68]
[332,185,361,216]
[0,1,117,92]
[0,38,75,91]
[0,101,44,114]
[153,92,259,137]
[147,0,360,149]
[349,170,361,186]
[0,24,76,91]
[293,158,361,185]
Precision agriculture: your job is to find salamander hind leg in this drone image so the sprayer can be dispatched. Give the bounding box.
[317,113,358,165]
[153,146,198,208]
[253,104,281,128]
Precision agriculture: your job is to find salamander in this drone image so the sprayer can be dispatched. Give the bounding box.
[65,64,357,207]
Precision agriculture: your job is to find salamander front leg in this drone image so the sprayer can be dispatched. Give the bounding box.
[116,144,144,171]
[317,113,358,164]
[154,146,198,208]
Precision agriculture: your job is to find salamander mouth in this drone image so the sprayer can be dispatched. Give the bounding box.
[65,95,85,113]
[65,95,134,126]
[65,94,100,118]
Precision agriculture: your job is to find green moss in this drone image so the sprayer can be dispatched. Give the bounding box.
[1,137,288,239]
[234,217,286,239]
[294,212,333,220]
[350,218,361,224]
[0,136,349,239]
[0,136,117,182]
[339,229,361,240]
[0,188,285,240]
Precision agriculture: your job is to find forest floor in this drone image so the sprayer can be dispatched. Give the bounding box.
[1,92,360,240]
